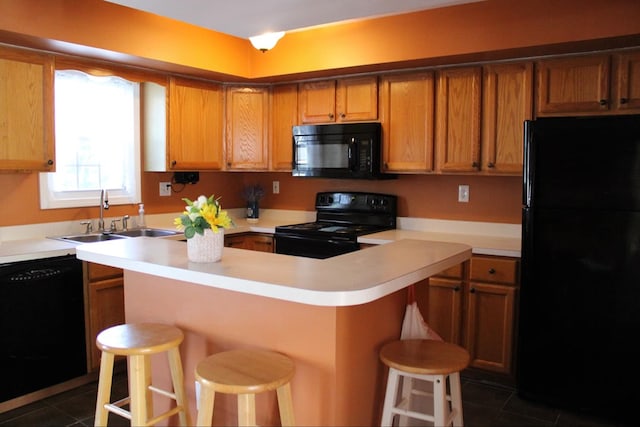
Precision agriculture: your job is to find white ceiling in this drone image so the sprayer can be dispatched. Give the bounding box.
[106,0,484,39]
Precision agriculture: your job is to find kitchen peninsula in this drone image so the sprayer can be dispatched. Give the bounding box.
[76,236,471,426]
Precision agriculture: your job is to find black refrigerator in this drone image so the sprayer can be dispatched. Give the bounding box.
[518,115,640,423]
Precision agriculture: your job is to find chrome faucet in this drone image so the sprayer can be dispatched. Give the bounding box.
[98,189,109,232]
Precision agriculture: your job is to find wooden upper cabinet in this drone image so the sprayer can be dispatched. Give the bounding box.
[537,54,611,115]
[435,66,482,173]
[379,72,435,173]
[482,62,533,175]
[299,76,378,124]
[225,86,269,170]
[614,49,640,111]
[168,77,224,170]
[0,46,54,171]
[270,84,298,171]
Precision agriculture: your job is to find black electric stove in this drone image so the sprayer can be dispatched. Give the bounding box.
[275,191,397,259]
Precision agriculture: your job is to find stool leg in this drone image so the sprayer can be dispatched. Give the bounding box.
[276,382,295,426]
[449,372,464,426]
[94,352,115,427]
[167,347,191,426]
[195,384,215,427]
[381,368,400,426]
[237,393,257,426]
[128,354,150,426]
[433,375,448,427]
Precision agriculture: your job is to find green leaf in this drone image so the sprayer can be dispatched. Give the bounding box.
[184,226,196,239]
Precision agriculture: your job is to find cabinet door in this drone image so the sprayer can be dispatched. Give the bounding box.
[422,277,464,345]
[225,86,269,170]
[270,84,298,170]
[614,49,640,111]
[379,72,435,172]
[536,54,611,115]
[464,282,516,374]
[482,62,533,174]
[88,277,125,371]
[168,77,223,170]
[299,80,336,124]
[436,67,482,173]
[248,234,274,252]
[0,46,54,171]
[336,76,378,122]
[225,234,249,249]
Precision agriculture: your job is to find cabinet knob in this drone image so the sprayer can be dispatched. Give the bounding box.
[453,286,460,292]
[487,162,495,168]
[488,268,496,274]
[47,159,54,165]
[470,287,476,293]
[340,113,346,119]
[599,99,608,106]
[328,113,334,119]
[472,161,479,169]
[171,160,177,167]
[620,97,629,104]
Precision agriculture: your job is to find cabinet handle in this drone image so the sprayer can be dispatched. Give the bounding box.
[599,99,608,106]
[47,159,54,165]
[488,268,496,274]
[620,97,629,104]
[487,162,495,168]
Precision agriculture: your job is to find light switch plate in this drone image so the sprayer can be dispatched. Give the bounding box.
[458,185,469,203]
[273,180,280,194]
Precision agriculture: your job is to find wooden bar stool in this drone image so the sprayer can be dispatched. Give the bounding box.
[380,339,470,427]
[94,323,191,426]
[195,349,295,426]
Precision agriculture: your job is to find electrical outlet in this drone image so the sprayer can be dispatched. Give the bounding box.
[272,180,280,194]
[458,185,470,203]
[159,182,172,197]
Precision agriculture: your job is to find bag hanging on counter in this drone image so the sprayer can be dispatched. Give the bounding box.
[400,284,443,341]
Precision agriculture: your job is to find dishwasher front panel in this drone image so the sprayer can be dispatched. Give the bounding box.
[0,255,87,402]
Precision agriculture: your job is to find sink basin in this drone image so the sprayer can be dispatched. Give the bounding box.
[58,233,128,244]
[113,228,181,238]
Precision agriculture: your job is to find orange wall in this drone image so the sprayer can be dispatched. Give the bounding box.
[0,0,637,227]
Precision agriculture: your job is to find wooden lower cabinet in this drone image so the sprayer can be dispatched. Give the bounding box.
[85,262,124,371]
[416,255,519,379]
[224,232,274,252]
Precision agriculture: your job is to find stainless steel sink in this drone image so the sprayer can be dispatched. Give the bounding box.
[113,228,181,238]
[51,228,181,244]
[57,233,128,244]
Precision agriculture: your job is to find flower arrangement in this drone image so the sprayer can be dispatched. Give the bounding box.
[242,184,265,202]
[174,195,234,239]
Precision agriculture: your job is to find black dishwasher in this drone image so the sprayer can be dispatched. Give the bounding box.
[0,255,87,402]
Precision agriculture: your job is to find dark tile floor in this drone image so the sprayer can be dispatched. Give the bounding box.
[0,373,630,426]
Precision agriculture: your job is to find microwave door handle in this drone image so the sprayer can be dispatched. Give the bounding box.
[348,138,357,171]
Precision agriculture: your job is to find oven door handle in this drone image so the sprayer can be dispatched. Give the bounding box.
[347,138,358,172]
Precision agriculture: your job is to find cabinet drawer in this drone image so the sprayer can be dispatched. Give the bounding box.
[87,262,123,281]
[435,263,463,279]
[471,256,518,284]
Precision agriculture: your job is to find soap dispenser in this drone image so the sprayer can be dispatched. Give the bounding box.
[138,203,146,228]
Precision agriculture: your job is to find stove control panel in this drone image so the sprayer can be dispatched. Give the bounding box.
[315,192,397,214]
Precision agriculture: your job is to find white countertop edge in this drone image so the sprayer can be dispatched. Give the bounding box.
[76,238,471,307]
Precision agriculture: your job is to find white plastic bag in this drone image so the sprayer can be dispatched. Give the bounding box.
[400,285,443,341]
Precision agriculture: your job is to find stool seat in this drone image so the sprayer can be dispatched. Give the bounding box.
[380,339,470,427]
[380,339,470,375]
[96,323,184,356]
[195,349,295,426]
[94,323,191,426]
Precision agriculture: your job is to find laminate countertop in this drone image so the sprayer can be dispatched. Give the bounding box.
[75,237,471,307]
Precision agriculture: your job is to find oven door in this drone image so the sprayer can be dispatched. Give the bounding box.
[274,233,359,259]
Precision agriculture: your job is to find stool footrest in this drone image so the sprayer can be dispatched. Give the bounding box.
[104,397,132,420]
[149,385,177,400]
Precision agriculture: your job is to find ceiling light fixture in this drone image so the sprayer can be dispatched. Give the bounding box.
[249,31,285,52]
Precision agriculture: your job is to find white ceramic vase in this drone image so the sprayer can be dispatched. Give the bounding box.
[187,228,223,262]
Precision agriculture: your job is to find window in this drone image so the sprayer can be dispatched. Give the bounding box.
[39,69,141,209]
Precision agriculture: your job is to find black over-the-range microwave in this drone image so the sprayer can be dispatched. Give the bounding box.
[292,122,395,179]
